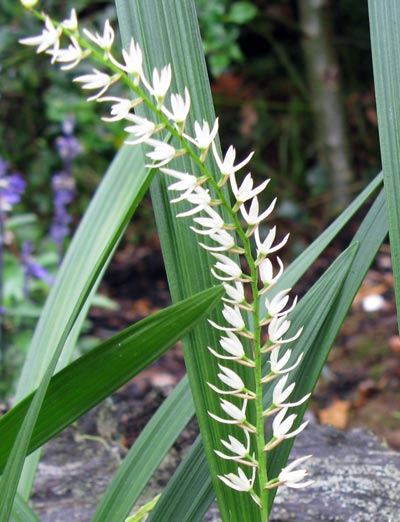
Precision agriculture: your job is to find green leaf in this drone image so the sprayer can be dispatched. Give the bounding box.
[148,433,215,522]
[266,190,388,509]
[15,141,152,498]
[269,172,383,300]
[11,494,40,522]
[93,375,194,522]
[228,2,258,24]
[115,1,260,519]
[369,0,400,331]
[0,286,223,475]
[125,495,161,522]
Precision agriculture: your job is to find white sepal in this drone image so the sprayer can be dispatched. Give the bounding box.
[212,142,254,177]
[145,139,176,168]
[231,172,270,204]
[19,16,61,55]
[240,196,276,226]
[216,431,250,460]
[185,118,219,150]
[278,455,313,489]
[209,398,248,425]
[259,257,284,286]
[83,19,114,51]
[218,466,256,492]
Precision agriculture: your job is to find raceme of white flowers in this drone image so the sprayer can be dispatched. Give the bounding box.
[20,5,313,510]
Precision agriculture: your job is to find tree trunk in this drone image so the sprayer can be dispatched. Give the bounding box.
[299,0,354,216]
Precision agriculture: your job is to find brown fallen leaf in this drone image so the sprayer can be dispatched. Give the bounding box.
[318,397,351,430]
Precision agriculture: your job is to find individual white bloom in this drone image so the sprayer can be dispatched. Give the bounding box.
[145,138,176,168]
[61,9,78,31]
[231,172,270,205]
[199,229,235,252]
[162,88,191,124]
[176,186,212,217]
[278,455,313,489]
[208,364,245,395]
[269,346,303,375]
[218,466,256,493]
[266,407,308,448]
[83,19,114,52]
[268,316,303,345]
[223,304,245,329]
[208,332,245,361]
[240,196,277,226]
[74,69,116,100]
[211,253,242,281]
[122,38,143,77]
[98,97,135,122]
[161,167,198,202]
[272,374,310,409]
[209,398,248,425]
[48,37,84,70]
[220,332,245,357]
[259,257,284,286]
[191,208,225,235]
[215,431,250,460]
[19,16,61,55]
[186,118,219,150]
[145,65,172,100]
[255,226,289,258]
[212,143,254,177]
[265,289,298,318]
[124,115,157,144]
[223,281,245,304]
[20,0,39,7]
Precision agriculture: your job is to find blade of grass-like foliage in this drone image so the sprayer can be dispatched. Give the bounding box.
[369,1,400,331]
[148,189,388,520]
[0,286,223,474]
[15,142,151,498]
[148,241,358,522]
[92,376,193,522]
[149,433,215,522]
[115,1,260,520]
[269,172,382,299]
[11,495,40,522]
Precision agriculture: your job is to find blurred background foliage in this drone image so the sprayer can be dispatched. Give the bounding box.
[0,0,379,226]
[0,0,380,394]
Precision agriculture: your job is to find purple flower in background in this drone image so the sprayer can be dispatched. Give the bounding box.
[21,241,51,297]
[0,158,26,215]
[50,117,80,259]
[50,171,75,249]
[55,117,82,162]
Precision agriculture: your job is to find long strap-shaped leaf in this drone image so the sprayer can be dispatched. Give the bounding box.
[266,190,387,509]
[369,0,400,331]
[0,286,223,474]
[11,494,40,522]
[115,1,259,520]
[91,375,193,522]
[8,143,152,502]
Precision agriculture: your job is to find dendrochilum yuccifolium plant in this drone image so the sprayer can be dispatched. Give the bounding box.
[20,3,313,517]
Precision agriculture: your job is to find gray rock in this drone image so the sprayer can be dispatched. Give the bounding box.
[270,424,400,522]
[32,422,400,521]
